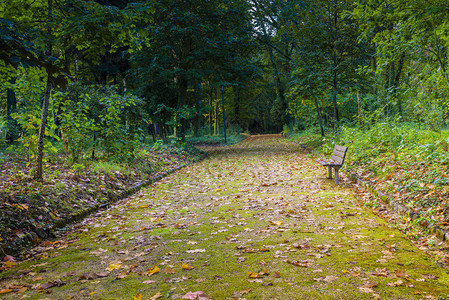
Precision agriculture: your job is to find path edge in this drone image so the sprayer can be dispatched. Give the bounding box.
[1,152,208,258]
[297,142,449,242]
[348,173,449,242]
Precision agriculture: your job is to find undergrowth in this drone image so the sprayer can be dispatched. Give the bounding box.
[313,118,449,222]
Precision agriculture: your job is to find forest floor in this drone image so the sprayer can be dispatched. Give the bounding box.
[1,135,449,299]
[0,144,204,255]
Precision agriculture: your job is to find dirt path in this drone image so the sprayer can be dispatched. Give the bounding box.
[1,136,449,299]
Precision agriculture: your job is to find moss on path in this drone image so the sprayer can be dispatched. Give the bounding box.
[1,135,448,299]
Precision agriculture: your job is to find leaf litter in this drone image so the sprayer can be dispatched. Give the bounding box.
[1,135,449,299]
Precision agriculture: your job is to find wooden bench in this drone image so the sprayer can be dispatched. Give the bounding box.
[316,145,348,185]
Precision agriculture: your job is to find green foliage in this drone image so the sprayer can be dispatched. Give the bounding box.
[9,109,59,162]
[0,115,6,147]
[55,83,145,162]
[5,67,59,162]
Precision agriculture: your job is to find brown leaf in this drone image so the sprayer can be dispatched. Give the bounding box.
[362,281,378,288]
[116,270,128,279]
[142,280,156,284]
[285,259,310,267]
[149,291,162,300]
[31,276,43,281]
[39,279,65,290]
[395,269,408,278]
[387,279,403,287]
[421,274,438,280]
[3,255,16,262]
[164,267,176,274]
[231,289,251,298]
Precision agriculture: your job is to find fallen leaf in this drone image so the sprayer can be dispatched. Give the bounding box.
[39,279,65,290]
[116,270,128,279]
[0,289,12,294]
[395,269,408,278]
[387,279,403,287]
[182,263,194,270]
[182,291,211,299]
[106,263,121,271]
[146,266,160,276]
[164,267,176,274]
[248,272,263,278]
[143,280,156,284]
[3,255,15,262]
[421,274,438,280]
[186,249,206,253]
[134,294,142,300]
[149,291,163,300]
[285,259,310,267]
[231,289,251,298]
[4,261,16,269]
[32,276,43,281]
[16,287,28,293]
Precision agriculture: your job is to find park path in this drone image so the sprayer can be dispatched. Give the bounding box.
[1,135,448,299]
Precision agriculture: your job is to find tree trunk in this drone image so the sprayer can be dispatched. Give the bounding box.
[35,0,53,181]
[35,73,53,180]
[6,78,17,143]
[308,81,325,137]
[209,89,213,136]
[176,75,188,142]
[331,0,339,129]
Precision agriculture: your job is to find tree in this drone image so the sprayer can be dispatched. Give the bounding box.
[129,0,254,141]
[354,0,449,119]
[287,0,371,131]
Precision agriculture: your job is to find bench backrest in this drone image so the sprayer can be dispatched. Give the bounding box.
[331,145,348,165]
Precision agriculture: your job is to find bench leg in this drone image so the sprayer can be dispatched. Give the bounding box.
[327,166,332,179]
[335,168,339,185]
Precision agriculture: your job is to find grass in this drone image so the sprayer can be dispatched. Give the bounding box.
[186,133,248,146]
[90,161,131,176]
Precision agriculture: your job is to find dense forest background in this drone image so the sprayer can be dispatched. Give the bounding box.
[2,0,449,179]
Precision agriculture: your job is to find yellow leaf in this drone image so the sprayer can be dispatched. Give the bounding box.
[0,289,13,294]
[248,272,262,278]
[133,293,142,300]
[146,266,160,276]
[151,217,161,222]
[89,292,96,295]
[215,188,222,192]
[271,220,283,226]
[139,205,149,208]
[106,263,121,271]
[181,263,194,270]
[342,269,349,274]
[4,261,16,269]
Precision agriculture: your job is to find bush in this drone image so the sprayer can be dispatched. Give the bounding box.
[55,83,146,162]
